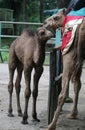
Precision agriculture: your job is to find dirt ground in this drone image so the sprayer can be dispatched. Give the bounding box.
[0,63,85,130]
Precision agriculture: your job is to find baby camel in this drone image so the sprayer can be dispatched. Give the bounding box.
[8,26,53,124]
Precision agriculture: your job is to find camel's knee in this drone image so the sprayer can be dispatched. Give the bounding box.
[15,82,21,94]
[78,80,81,90]
[77,81,81,92]
[39,67,43,74]
[8,82,13,94]
[58,93,66,105]
[25,89,31,99]
[9,61,17,71]
[73,79,81,93]
[32,90,38,98]
[35,66,43,77]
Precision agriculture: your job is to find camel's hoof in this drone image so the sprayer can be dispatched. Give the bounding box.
[65,97,73,103]
[46,124,56,130]
[21,120,28,124]
[45,128,49,130]
[32,113,40,122]
[67,114,78,119]
[46,126,56,130]
[18,111,22,117]
[8,113,14,117]
[32,118,40,122]
[18,112,22,117]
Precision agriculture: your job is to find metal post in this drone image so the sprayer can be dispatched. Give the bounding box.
[48,48,62,124]
[0,23,3,62]
[0,23,1,47]
[48,50,57,124]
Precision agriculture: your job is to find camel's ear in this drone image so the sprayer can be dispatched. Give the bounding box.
[38,29,45,36]
[53,8,66,20]
[37,28,45,39]
[53,14,61,20]
[62,8,67,15]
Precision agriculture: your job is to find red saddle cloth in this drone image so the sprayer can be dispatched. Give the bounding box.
[61,15,84,55]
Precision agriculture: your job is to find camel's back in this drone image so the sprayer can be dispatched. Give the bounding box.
[10,29,39,64]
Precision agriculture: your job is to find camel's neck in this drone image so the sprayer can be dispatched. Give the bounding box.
[39,40,47,52]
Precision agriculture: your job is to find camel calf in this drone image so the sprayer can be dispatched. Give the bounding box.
[8,27,53,124]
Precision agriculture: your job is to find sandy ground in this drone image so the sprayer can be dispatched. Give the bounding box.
[0,63,85,130]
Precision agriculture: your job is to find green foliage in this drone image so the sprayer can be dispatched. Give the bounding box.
[0,0,58,23]
[1,51,9,62]
[0,45,9,62]
[26,0,40,22]
[56,0,71,8]
[1,37,15,47]
[44,0,57,10]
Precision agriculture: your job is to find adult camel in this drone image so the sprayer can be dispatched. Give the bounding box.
[44,8,85,130]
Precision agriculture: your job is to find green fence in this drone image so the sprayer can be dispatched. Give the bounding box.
[0,21,55,63]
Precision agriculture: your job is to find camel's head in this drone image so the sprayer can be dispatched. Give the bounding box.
[37,26,53,42]
[44,8,66,32]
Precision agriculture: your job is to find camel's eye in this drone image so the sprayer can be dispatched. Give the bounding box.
[53,15,61,20]
[41,31,45,36]
[53,17,58,20]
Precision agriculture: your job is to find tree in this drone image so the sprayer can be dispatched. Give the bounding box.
[0,0,23,21]
[23,0,27,22]
[40,0,44,22]
[56,0,71,8]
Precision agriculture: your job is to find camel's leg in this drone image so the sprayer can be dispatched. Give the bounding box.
[15,62,23,116]
[8,66,15,117]
[47,52,72,130]
[8,51,17,117]
[67,78,81,119]
[21,65,32,124]
[32,66,43,122]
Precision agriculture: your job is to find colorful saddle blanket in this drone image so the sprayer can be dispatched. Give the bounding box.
[62,15,84,55]
[67,7,85,16]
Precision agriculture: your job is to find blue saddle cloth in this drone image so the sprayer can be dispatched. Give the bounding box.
[67,7,85,16]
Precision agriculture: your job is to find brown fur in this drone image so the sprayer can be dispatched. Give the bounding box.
[8,27,53,124]
[44,9,85,130]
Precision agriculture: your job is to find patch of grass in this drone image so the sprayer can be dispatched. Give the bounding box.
[0,37,15,62]
[0,45,9,62]
[1,37,15,47]
[1,52,9,62]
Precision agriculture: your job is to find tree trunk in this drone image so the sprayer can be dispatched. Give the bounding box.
[40,0,44,22]
[56,0,71,8]
[23,0,27,21]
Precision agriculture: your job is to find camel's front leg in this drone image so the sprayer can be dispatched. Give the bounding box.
[32,66,43,122]
[21,66,32,124]
[67,78,81,119]
[15,63,23,116]
[47,73,70,130]
[8,64,16,117]
[47,52,73,130]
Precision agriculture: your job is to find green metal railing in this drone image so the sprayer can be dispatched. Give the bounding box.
[0,21,55,62]
[0,21,43,62]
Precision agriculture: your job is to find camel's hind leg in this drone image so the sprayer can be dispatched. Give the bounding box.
[47,52,73,130]
[67,77,81,119]
[21,64,32,124]
[15,62,23,116]
[32,66,43,122]
[8,49,17,117]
